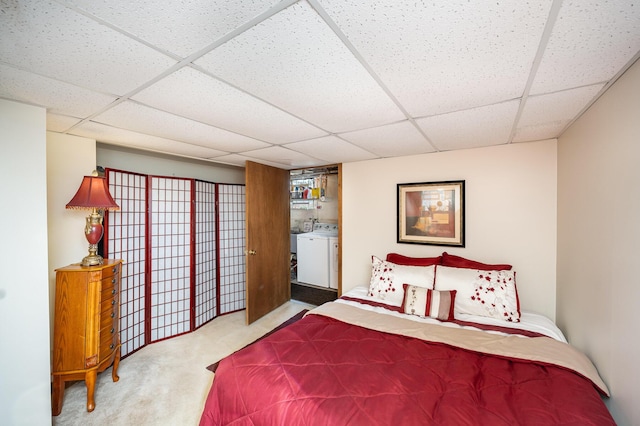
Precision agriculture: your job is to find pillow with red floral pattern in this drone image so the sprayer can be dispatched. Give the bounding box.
[368,256,435,307]
[434,265,520,322]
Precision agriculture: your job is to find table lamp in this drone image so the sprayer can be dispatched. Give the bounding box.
[66,171,119,266]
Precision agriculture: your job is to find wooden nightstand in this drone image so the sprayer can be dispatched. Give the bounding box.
[51,259,122,415]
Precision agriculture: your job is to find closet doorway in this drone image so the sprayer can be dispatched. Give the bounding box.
[289,164,341,302]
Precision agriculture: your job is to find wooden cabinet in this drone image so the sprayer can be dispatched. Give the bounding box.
[52,260,122,416]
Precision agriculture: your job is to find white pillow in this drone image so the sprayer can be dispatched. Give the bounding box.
[368,256,435,307]
[435,265,520,322]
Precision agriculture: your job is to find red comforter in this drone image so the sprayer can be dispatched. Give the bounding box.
[200,304,613,425]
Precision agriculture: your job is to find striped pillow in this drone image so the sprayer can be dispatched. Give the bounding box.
[402,284,456,321]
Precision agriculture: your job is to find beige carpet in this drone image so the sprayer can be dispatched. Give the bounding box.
[52,300,315,426]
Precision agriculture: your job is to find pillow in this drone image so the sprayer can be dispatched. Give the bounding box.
[386,253,442,266]
[441,252,512,270]
[435,265,521,322]
[368,256,436,306]
[402,284,456,321]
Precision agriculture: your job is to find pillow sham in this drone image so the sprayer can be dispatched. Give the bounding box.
[368,256,435,306]
[435,265,520,322]
[441,252,512,270]
[386,253,442,266]
[402,284,456,321]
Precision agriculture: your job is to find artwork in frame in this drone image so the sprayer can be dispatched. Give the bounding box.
[397,180,465,247]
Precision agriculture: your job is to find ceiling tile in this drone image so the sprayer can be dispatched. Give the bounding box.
[0,64,117,119]
[132,67,328,143]
[0,0,176,95]
[241,146,327,169]
[513,84,605,142]
[71,121,228,158]
[340,121,435,157]
[195,1,405,133]
[93,101,270,152]
[416,101,520,151]
[530,0,640,94]
[47,114,83,132]
[285,135,378,163]
[61,0,282,58]
[318,0,552,117]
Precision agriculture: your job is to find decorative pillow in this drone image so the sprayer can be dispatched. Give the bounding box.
[435,266,521,322]
[441,252,512,270]
[368,256,436,306]
[386,253,442,266]
[402,284,456,321]
[368,255,393,296]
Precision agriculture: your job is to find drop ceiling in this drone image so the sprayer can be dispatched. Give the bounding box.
[1,0,639,170]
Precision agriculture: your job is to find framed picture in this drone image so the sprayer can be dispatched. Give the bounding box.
[397,180,465,246]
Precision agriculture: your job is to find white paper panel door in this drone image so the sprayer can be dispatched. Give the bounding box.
[194,180,217,328]
[149,176,191,341]
[218,184,246,314]
[106,169,147,357]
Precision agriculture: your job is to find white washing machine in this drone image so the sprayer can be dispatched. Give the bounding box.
[296,223,338,288]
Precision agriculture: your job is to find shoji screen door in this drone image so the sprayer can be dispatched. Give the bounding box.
[105,170,147,357]
[148,176,191,342]
[105,170,246,358]
[194,180,217,328]
[217,184,246,314]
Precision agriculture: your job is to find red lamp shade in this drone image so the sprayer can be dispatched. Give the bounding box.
[66,175,120,210]
[66,174,119,266]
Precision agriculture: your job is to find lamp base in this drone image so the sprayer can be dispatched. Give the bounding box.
[82,254,104,267]
[81,212,104,267]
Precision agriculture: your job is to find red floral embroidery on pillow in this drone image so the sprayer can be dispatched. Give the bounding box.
[469,271,519,322]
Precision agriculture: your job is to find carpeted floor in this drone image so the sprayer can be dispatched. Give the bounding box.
[52,300,315,426]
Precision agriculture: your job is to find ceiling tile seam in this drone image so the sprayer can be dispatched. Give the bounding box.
[188,63,331,139]
[528,82,608,99]
[53,0,183,62]
[59,0,302,133]
[125,97,277,146]
[411,97,522,122]
[306,0,439,153]
[53,0,299,64]
[0,60,121,102]
[279,145,342,164]
[556,52,640,138]
[506,0,563,144]
[97,142,231,163]
[69,119,236,155]
[242,144,328,164]
[330,128,413,158]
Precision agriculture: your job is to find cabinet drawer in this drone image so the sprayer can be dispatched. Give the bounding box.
[101,280,119,302]
[99,325,118,360]
[100,263,120,280]
[100,323,118,347]
[101,293,119,312]
[100,304,118,325]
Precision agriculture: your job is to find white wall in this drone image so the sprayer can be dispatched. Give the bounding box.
[0,99,52,424]
[342,140,558,319]
[557,59,640,426]
[46,131,98,357]
[97,143,245,184]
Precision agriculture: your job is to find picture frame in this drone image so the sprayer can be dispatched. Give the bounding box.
[397,180,465,246]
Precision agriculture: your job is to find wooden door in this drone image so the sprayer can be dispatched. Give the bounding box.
[245,161,291,324]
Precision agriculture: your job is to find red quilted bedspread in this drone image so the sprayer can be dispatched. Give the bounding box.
[200,311,614,425]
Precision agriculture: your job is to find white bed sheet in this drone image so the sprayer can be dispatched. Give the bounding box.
[339,285,567,342]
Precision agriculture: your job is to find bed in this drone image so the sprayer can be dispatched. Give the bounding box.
[200,253,614,425]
